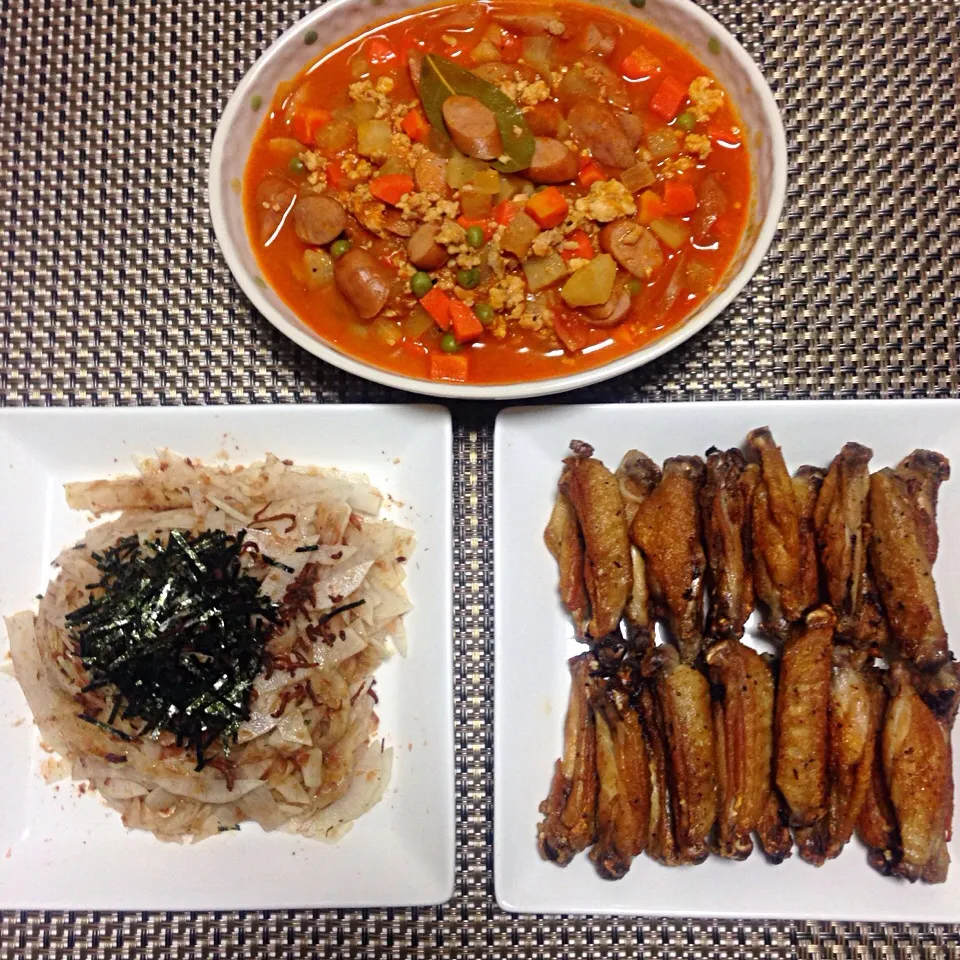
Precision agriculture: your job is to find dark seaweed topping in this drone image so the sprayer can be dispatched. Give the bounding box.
[261,554,295,573]
[294,544,319,553]
[316,599,365,626]
[68,529,280,770]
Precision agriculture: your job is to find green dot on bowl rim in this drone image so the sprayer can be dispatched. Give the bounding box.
[630,0,646,8]
[253,276,267,289]
[708,37,721,54]
[304,29,318,45]
[250,94,262,110]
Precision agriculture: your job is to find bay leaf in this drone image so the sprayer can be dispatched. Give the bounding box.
[418,53,535,174]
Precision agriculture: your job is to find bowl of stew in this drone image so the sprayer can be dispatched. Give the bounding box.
[210,0,786,398]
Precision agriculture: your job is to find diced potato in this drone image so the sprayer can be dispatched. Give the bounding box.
[336,100,378,124]
[523,251,568,292]
[471,39,501,64]
[372,317,402,346]
[470,169,501,195]
[620,160,655,193]
[402,305,435,338]
[446,153,489,188]
[357,119,393,159]
[557,65,600,101]
[460,187,493,219]
[379,156,412,177]
[684,260,715,293]
[522,36,555,76]
[267,137,305,158]
[560,254,617,306]
[303,249,335,288]
[315,119,355,153]
[495,175,526,204]
[650,217,690,250]
[500,211,540,258]
[349,55,370,80]
[646,127,682,160]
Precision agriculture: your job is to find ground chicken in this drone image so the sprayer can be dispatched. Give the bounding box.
[573,179,637,222]
[684,132,712,160]
[688,76,724,122]
[661,157,695,179]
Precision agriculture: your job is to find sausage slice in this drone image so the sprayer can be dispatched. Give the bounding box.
[523,102,563,137]
[586,280,631,327]
[407,223,448,270]
[567,100,635,169]
[579,22,618,57]
[492,11,567,36]
[256,176,297,244]
[618,111,644,149]
[599,220,663,279]
[293,194,347,246]
[334,249,393,319]
[414,153,450,197]
[442,96,503,161]
[526,137,578,183]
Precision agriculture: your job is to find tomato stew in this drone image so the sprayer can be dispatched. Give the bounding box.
[244,1,751,385]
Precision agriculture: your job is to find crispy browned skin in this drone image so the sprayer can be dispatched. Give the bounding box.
[589,685,650,879]
[544,488,590,639]
[748,427,802,641]
[883,662,952,882]
[754,655,793,862]
[637,683,681,865]
[813,442,873,642]
[775,606,835,827]
[537,654,599,865]
[630,456,706,662]
[645,644,717,863]
[562,445,632,639]
[869,468,948,670]
[615,452,661,647]
[791,465,824,618]
[894,450,950,564]
[700,449,756,641]
[857,670,899,876]
[796,646,879,865]
[706,639,776,859]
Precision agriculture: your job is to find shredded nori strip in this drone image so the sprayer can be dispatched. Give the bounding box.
[68,528,280,770]
[261,554,295,573]
[316,599,365,626]
[294,544,319,553]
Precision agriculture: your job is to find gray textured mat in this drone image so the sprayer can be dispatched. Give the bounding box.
[2,0,959,955]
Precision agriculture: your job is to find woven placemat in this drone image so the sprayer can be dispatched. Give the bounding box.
[2,0,959,955]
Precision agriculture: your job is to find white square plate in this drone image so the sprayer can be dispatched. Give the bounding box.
[494,399,960,922]
[0,404,454,910]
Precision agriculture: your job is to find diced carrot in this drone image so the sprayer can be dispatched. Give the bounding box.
[429,352,469,382]
[366,37,396,65]
[560,229,594,262]
[400,107,430,143]
[291,107,333,145]
[419,287,452,331]
[401,338,428,360]
[492,200,520,226]
[456,214,494,240]
[620,45,662,80]
[638,190,666,225]
[325,162,345,189]
[499,32,522,63]
[450,302,484,344]
[554,310,589,353]
[648,75,688,122]
[525,186,568,229]
[577,158,605,189]
[663,181,698,216]
[370,173,415,206]
[708,123,742,146]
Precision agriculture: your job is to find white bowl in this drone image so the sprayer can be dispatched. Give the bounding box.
[209,0,787,400]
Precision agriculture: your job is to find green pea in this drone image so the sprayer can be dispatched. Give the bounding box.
[457,267,481,289]
[304,29,319,45]
[330,238,352,259]
[626,278,642,295]
[410,271,433,298]
[466,225,485,249]
[250,94,263,111]
[288,156,305,174]
[474,302,495,325]
[440,332,459,353]
[708,37,721,55]
[675,111,696,132]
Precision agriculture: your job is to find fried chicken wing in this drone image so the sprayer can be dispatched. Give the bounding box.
[706,639,777,859]
[894,450,950,564]
[747,427,803,641]
[869,468,948,670]
[589,684,650,879]
[792,465,824,618]
[700,449,757,641]
[630,456,706,662]
[561,443,632,640]
[615,452,661,647]
[544,490,590,638]
[644,644,717,863]
[775,606,834,827]
[637,683,681,865]
[883,662,952,882]
[538,654,599,864]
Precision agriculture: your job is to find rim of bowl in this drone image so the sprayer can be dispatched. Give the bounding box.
[209,0,787,401]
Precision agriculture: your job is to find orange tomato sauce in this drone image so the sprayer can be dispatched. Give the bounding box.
[243,1,751,385]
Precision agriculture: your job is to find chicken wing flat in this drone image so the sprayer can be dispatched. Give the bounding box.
[700,449,757,642]
[792,465,824,618]
[894,449,950,564]
[561,443,632,640]
[813,442,873,642]
[589,684,650,879]
[544,490,590,639]
[637,682,682,865]
[615,452,661,647]
[645,644,717,863]
[747,427,802,641]
[706,639,777,860]
[775,605,835,827]
[538,654,599,865]
[796,646,879,865]
[883,661,952,882]
[869,467,948,670]
[630,456,706,662]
